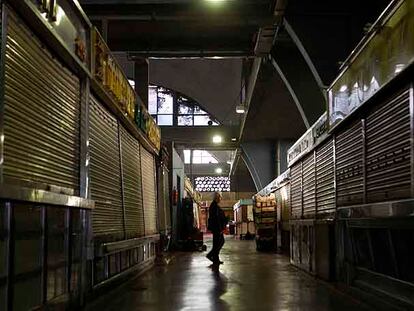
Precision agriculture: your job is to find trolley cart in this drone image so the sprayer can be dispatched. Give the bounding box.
[254,195,277,251]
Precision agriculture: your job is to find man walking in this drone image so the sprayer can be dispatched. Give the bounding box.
[206,192,227,265]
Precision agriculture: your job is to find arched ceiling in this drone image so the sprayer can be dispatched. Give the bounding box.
[242,59,307,142]
[285,0,391,84]
[80,0,394,191]
[149,58,243,126]
[81,0,392,134]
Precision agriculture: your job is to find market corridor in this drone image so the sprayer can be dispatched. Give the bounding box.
[87,238,369,311]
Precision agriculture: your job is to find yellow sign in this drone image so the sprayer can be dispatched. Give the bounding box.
[93,29,161,152]
[39,0,57,20]
[93,29,135,120]
[146,114,161,151]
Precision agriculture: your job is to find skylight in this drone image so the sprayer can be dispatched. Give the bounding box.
[183,149,219,164]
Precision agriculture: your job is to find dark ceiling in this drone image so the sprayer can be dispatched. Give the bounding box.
[80,0,393,190]
[284,0,392,84]
[242,59,307,142]
[80,0,277,56]
[149,58,243,127]
[81,0,391,69]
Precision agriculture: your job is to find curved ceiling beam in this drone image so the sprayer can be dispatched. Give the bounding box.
[270,57,310,129]
[240,148,263,192]
[240,142,275,191]
[283,20,327,94]
[238,57,262,141]
[271,24,326,126]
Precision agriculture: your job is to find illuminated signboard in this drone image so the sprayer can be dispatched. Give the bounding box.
[287,112,328,167]
[328,0,414,127]
[146,114,161,151]
[137,104,161,151]
[312,113,328,145]
[33,0,88,63]
[287,129,313,167]
[93,29,135,120]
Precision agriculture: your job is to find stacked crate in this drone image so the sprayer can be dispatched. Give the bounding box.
[254,194,277,250]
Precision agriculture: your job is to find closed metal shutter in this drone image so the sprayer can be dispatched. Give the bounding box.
[120,126,144,238]
[3,8,80,192]
[157,165,167,232]
[336,121,363,206]
[279,184,291,231]
[290,163,302,218]
[141,147,158,235]
[316,138,335,214]
[302,153,315,217]
[89,95,124,239]
[163,167,171,230]
[366,89,411,202]
[285,183,291,216]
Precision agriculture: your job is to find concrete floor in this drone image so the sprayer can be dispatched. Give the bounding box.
[88,237,370,311]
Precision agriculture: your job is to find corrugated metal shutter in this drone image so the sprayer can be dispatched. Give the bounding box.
[336,121,363,206]
[302,153,315,217]
[290,163,302,219]
[366,89,411,202]
[163,167,171,230]
[3,8,80,192]
[120,126,144,238]
[316,138,335,214]
[89,95,124,239]
[141,147,158,235]
[279,184,291,231]
[157,165,167,232]
[285,183,291,215]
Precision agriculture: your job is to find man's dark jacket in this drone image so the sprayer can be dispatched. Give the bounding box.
[208,200,227,233]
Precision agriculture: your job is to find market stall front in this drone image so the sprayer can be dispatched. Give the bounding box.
[0,1,162,309]
[233,199,255,239]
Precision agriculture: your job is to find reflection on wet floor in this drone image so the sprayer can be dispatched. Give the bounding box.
[87,237,370,311]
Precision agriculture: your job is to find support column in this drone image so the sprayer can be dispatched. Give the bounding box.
[134,58,149,109]
[275,140,281,178]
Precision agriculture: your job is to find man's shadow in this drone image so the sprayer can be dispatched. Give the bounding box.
[208,265,230,311]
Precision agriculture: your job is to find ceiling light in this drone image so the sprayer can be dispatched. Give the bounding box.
[236,105,245,114]
[128,79,135,88]
[212,135,222,144]
[339,85,348,92]
[215,167,223,174]
[395,63,405,74]
[231,137,237,142]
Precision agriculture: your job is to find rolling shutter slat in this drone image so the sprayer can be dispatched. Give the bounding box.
[89,95,124,239]
[336,121,363,206]
[366,89,411,202]
[3,8,80,192]
[316,138,335,214]
[141,147,158,235]
[290,164,302,218]
[164,167,171,230]
[120,126,145,238]
[302,153,315,216]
